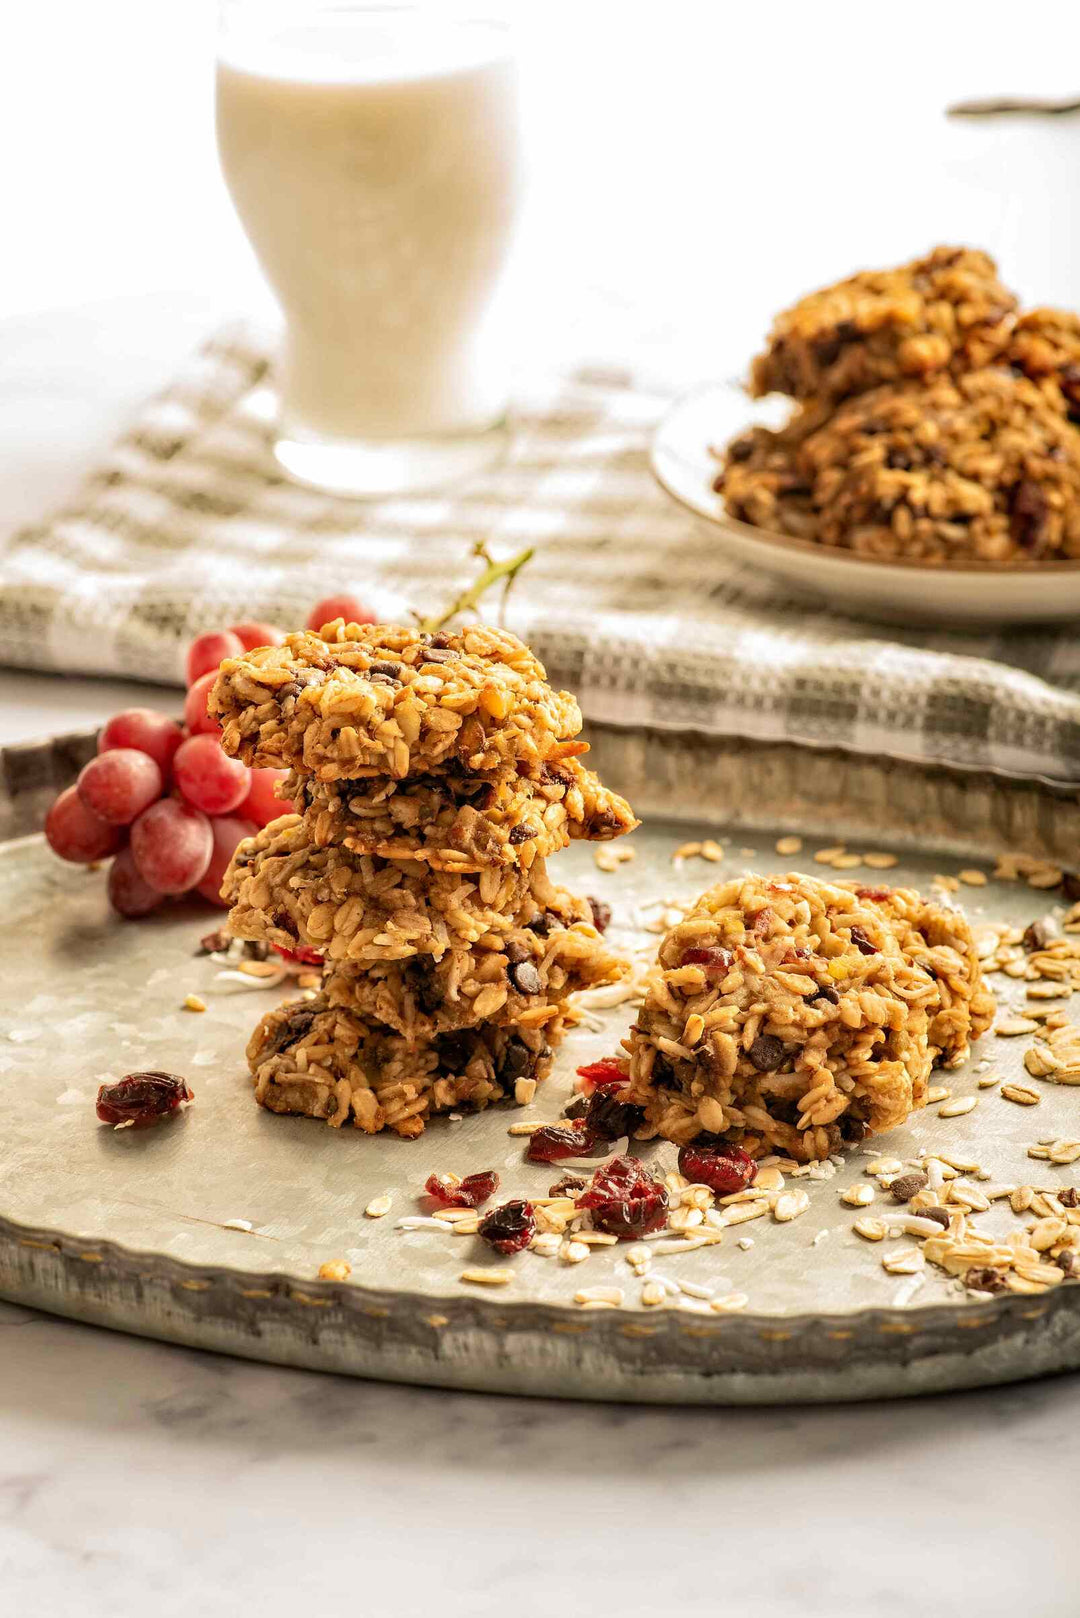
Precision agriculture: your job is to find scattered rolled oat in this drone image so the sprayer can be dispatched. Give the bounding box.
[574,1285,624,1307]
[364,1193,393,1219]
[938,1095,978,1118]
[183,994,207,1013]
[881,1249,925,1275]
[460,1268,514,1286]
[773,1189,810,1223]
[841,1183,875,1207]
[863,852,899,870]
[710,1292,749,1312]
[775,835,803,856]
[854,1217,887,1241]
[1001,1083,1041,1106]
[958,870,988,887]
[927,1085,951,1104]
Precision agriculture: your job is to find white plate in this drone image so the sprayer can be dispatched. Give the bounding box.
[650,383,1080,627]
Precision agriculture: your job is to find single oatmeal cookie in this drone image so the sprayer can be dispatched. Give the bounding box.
[843,882,995,1065]
[222,815,594,967]
[749,245,1017,402]
[248,994,564,1138]
[210,622,582,782]
[321,912,627,1041]
[718,368,1080,562]
[1007,307,1080,420]
[622,873,944,1162]
[290,751,638,871]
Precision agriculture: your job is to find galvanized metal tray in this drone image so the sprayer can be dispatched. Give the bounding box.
[1,724,1079,1403]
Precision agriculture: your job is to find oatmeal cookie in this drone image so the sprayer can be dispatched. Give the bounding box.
[210,622,582,782]
[1007,307,1080,420]
[290,752,638,871]
[749,245,1017,402]
[845,883,995,1066]
[249,994,564,1138]
[622,873,942,1162]
[222,815,593,967]
[719,368,1080,563]
[322,911,627,1041]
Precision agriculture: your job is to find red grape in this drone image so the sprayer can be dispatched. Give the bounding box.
[107,846,164,917]
[185,629,244,688]
[77,749,162,825]
[238,766,292,827]
[305,594,375,632]
[130,799,213,894]
[173,735,250,815]
[98,709,183,778]
[183,671,221,738]
[44,786,125,864]
[229,620,284,651]
[195,815,257,906]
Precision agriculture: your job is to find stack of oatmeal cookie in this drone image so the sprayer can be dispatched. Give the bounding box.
[715,245,1080,564]
[210,622,637,1138]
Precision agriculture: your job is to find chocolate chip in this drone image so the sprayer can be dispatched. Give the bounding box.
[921,1206,951,1229]
[503,940,529,965]
[727,434,756,463]
[271,1005,317,1055]
[889,1172,928,1203]
[421,647,457,664]
[368,661,400,680]
[1058,1187,1080,1209]
[587,896,612,933]
[966,1266,1008,1294]
[508,822,538,846]
[806,984,840,1006]
[429,630,455,649]
[510,961,543,996]
[849,926,878,956]
[496,1037,534,1083]
[747,1035,785,1072]
[1055,1251,1075,1276]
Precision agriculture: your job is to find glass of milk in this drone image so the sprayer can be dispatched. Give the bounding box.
[217,2,521,496]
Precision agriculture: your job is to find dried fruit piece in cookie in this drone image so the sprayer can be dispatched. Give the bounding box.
[247,994,563,1138]
[210,622,583,782]
[749,245,1017,402]
[624,872,942,1162]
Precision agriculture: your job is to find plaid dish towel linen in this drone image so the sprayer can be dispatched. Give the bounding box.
[1,321,1079,785]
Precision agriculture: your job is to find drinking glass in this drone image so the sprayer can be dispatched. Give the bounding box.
[216,2,521,496]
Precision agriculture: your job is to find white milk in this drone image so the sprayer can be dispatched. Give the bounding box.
[216,12,521,447]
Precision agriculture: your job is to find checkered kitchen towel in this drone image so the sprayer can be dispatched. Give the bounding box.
[2,321,1080,784]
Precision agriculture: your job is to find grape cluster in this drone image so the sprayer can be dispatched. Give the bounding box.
[44,595,373,919]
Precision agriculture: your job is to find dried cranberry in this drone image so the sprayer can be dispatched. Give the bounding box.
[576,1155,668,1239]
[526,1120,592,1163]
[272,942,325,968]
[424,1170,499,1209]
[584,1084,645,1141]
[548,1175,587,1197]
[849,926,878,956]
[477,1199,535,1255]
[576,1057,627,1093]
[751,907,774,936]
[96,1071,193,1126]
[678,1142,757,1196]
[680,946,733,975]
[587,896,612,933]
[806,984,840,1007]
[855,886,893,904]
[747,1034,785,1072]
